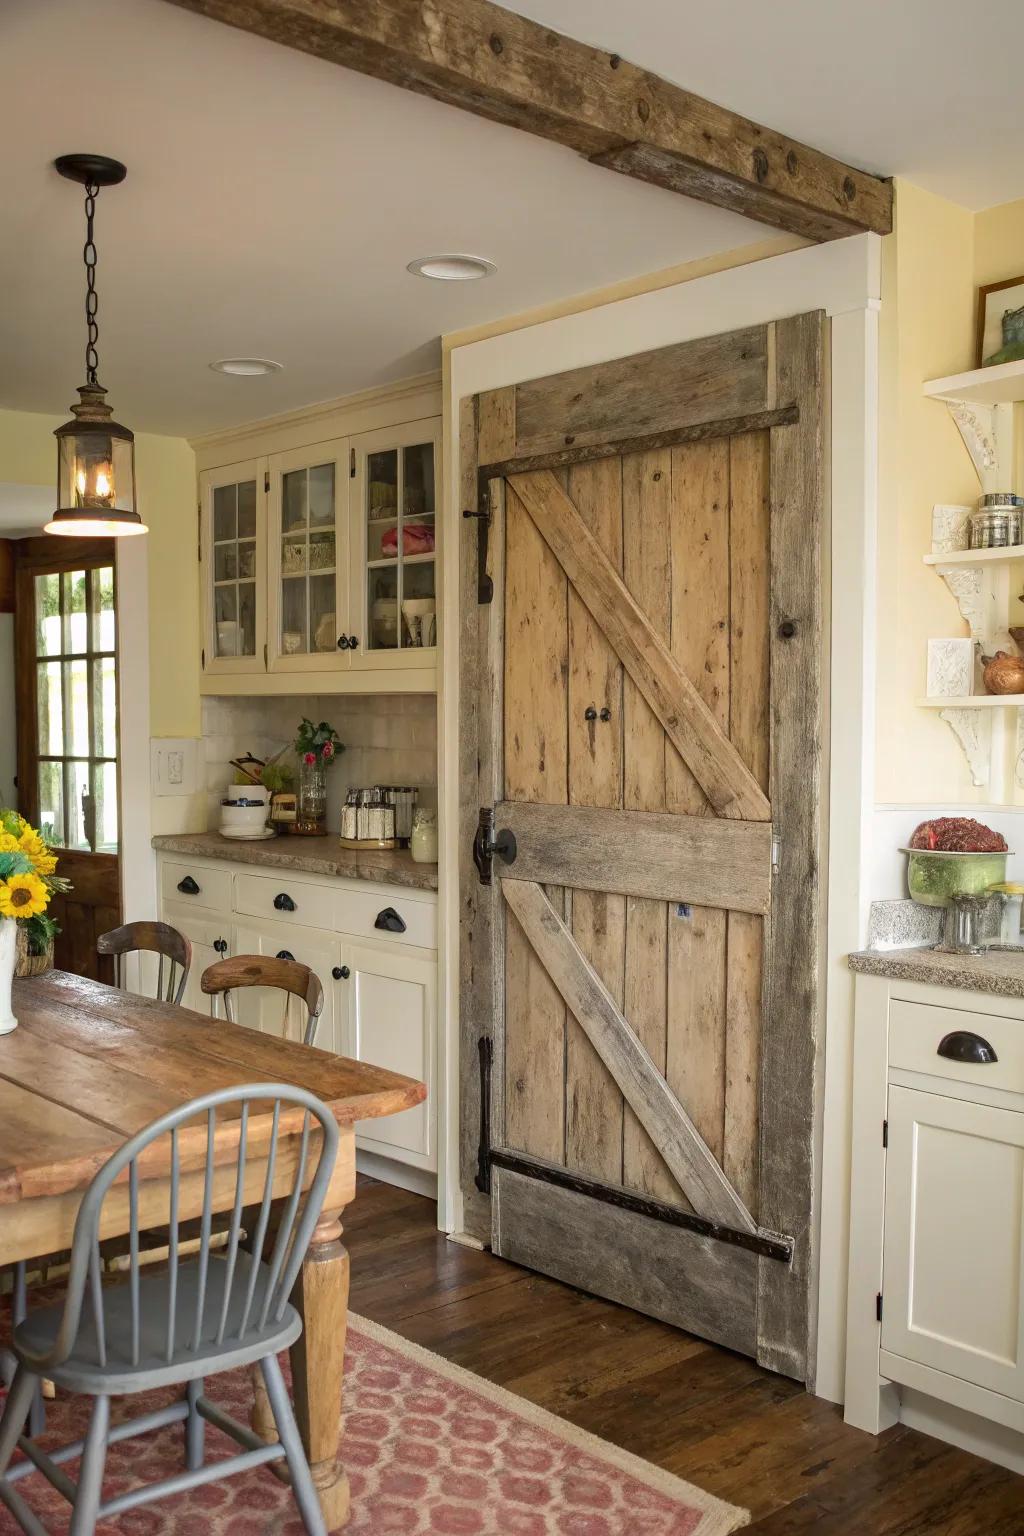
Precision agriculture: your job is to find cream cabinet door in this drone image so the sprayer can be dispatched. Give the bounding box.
[230,917,342,1051]
[201,460,267,676]
[160,900,231,1017]
[882,1085,1024,1402]
[339,939,435,1169]
[266,441,350,674]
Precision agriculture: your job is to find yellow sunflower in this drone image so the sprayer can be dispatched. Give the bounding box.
[0,873,50,919]
[17,827,57,875]
[0,833,21,855]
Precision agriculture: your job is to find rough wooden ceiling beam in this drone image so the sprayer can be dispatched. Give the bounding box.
[165,0,893,242]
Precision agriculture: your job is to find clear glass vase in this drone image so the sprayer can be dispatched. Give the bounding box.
[297,758,328,835]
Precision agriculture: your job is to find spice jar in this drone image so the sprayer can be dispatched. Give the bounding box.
[410,808,438,864]
[991,882,1024,946]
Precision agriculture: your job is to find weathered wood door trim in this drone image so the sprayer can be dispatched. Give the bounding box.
[459,316,828,1381]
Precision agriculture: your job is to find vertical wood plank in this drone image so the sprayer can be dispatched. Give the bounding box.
[564,459,625,1183]
[503,428,569,1167]
[621,449,677,1203]
[725,430,771,1218]
[758,312,828,1384]
[666,441,730,1165]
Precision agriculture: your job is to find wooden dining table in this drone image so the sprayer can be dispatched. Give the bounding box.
[0,970,426,1531]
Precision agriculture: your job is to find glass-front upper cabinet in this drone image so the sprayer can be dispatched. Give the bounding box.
[267,442,349,672]
[201,460,267,675]
[350,420,440,671]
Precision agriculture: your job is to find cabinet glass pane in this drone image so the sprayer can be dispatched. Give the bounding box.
[309,463,334,526]
[210,479,258,659]
[402,560,436,649]
[310,574,336,653]
[283,469,307,532]
[363,438,436,651]
[368,566,399,650]
[368,451,398,520]
[404,443,435,517]
[282,535,307,577]
[281,577,307,654]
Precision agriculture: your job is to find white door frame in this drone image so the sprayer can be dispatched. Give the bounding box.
[440,233,881,1402]
[116,535,157,949]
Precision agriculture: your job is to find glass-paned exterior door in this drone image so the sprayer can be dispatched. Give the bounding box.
[34,565,118,851]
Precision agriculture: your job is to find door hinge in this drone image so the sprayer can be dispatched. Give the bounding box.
[201,647,205,668]
[472,806,517,886]
[876,1292,883,1322]
[882,1118,888,1147]
[264,471,270,494]
[350,447,356,478]
[475,1035,493,1194]
[197,500,202,562]
[771,834,782,874]
[263,642,268,668]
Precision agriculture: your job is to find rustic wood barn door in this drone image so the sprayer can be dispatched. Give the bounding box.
[459,314,827,1382]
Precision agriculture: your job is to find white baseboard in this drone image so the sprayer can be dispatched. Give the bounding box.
[356,1149,438,1200]
[900,1388,1024,1476]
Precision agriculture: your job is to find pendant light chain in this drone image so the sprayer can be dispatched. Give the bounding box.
[83,181,100,385]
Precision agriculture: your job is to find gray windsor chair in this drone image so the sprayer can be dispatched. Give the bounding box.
[0,1083,339,1536]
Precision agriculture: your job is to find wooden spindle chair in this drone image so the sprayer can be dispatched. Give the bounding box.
[0,1084,339,1535]
[97,921,192,1005]
[201,955,324,1048]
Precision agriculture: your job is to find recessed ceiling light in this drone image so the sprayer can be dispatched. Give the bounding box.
[407,254,496,281]
[208,358,283,376]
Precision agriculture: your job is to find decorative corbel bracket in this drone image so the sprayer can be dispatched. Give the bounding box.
[944,399,1014,490]
[933,563,1013,655]
[939,707,991,788]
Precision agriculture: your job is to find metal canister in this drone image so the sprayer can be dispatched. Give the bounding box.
[970,493,1024,549]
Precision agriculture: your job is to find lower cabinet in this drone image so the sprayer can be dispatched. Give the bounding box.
[162,900,231,1017]
[340,939,436,1169]
[232,917,343,1050]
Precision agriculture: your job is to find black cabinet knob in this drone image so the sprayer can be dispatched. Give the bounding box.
[332,965,350,981]
[276,949,295,962]
[937,1030,998,1064]
[374,906,407,934]
[348,635,359,649]
[337,635,350,650]
[177,875,200,895]
[273,892,296,912]
[213,938,227,955]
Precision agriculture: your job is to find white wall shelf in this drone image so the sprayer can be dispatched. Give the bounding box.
[923,546,1024,568]
[917,695,1023,708]
[924,358,1024,405]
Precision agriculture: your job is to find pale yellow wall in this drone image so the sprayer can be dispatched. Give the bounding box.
[876,182,997,804]
[0,408,198,738]
[976,199,1024,288]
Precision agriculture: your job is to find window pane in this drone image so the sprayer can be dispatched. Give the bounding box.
[38,761,65,847]
[68,760,92,851]
[90,567,115,652]
[35,574,61,657]
[93,655,117,758]
[64,657,89,757]
[94,761,118,854]
[64,571,87,654]
[213,484,236,542]
[309,463,334,526]
[236,480,256,539]
[36,661,63,755]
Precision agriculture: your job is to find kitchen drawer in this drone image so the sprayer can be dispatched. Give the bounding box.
[160,859,232,913]
[233,871,334,929]
[334,888,436,950]
[889,998,1024,1097]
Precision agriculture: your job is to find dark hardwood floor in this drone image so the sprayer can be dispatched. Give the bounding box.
[346,1178,1024,1535]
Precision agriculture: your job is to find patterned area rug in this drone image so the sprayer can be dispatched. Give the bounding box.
[0,1312,748,1535]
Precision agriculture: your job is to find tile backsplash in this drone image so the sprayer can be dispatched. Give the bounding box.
[200,694,437,832]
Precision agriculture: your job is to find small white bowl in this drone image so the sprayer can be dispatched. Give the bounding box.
[220,803,268,836]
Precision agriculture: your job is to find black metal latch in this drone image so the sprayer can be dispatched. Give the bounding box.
[472,807,517,885]
[464,477,498,605]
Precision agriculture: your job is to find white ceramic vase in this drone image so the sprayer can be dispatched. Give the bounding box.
[0,918,18,1035]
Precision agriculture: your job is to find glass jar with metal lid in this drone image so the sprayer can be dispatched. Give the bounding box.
[969,493,1024,549]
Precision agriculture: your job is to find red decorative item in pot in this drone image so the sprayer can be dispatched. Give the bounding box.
[908,816,1008,853]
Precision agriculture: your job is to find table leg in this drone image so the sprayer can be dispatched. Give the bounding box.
[289,1206,350,1531]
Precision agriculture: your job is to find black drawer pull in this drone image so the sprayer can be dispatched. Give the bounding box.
[177,875,200,896]
[213,938,227,955]
[276,949,295,962]
[273,892,296,912]
[332,965,350,981]
[374,906,407,934]
[937,1030,998,1065]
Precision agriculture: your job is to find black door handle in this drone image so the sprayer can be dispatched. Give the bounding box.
[374,906,407,934]
[332,965,350,980]
[177,875,200,895]
[273,892,296,912]
[937,1030,998,1064]
[213,938,227,955]
[276,949,295,962]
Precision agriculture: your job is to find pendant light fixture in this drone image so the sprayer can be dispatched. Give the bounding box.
[45,154,147,538]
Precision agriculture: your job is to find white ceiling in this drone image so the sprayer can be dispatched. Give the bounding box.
[507,0,1024,212]
[3,1,1020,441]
[0,0,762,439]
[0,484,51,539]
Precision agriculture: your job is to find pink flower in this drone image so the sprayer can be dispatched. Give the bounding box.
[304,752,316,765]
[321,740,334,761]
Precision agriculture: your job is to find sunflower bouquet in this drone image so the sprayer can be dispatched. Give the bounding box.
[0,809,71,956]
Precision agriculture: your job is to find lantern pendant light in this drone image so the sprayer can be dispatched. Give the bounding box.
[45,154,147,538]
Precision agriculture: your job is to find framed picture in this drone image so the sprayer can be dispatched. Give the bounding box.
[976,275,1024,367]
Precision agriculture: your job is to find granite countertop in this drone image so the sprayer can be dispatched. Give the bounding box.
[848,946,1024,1000]
[152,831,438,893]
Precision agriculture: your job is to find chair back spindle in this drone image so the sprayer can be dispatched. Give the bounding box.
[97,922,192,1006]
